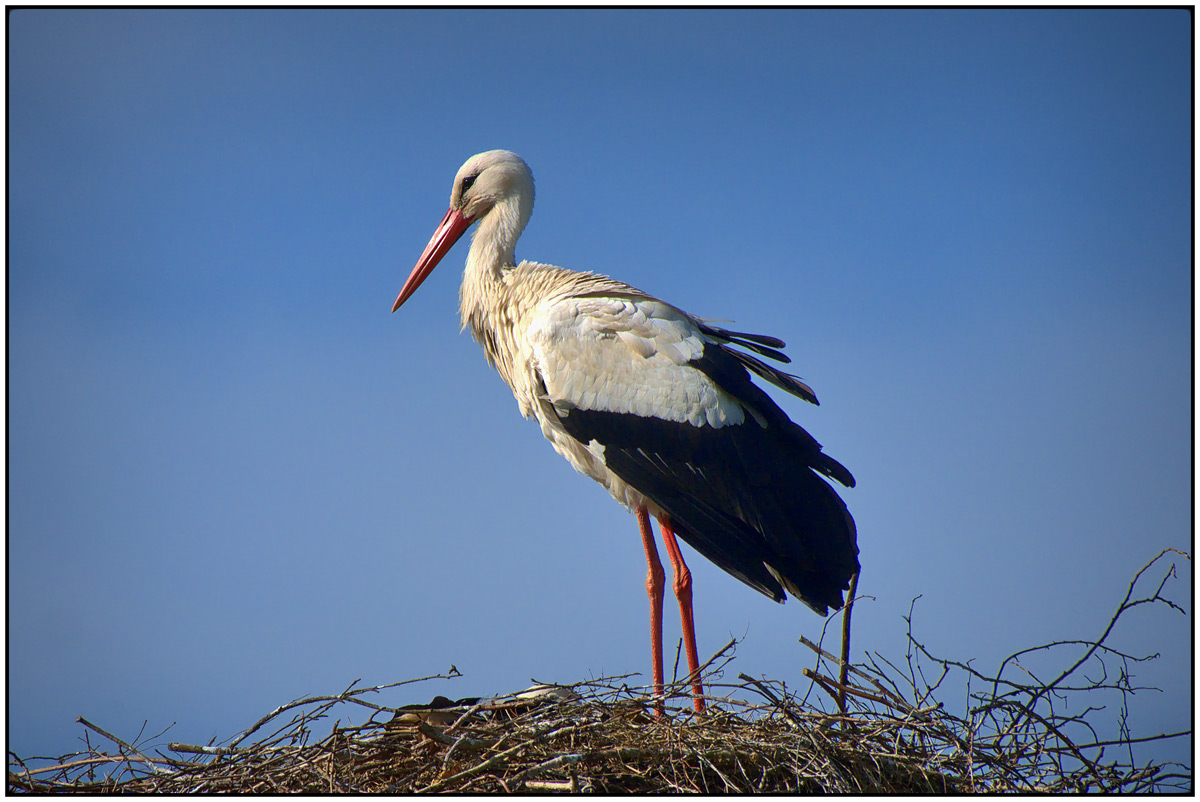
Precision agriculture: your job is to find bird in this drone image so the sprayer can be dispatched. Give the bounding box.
[391,150,858,714]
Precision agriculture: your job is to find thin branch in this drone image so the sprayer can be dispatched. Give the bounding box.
[838,569,861,716]
[74,716,165,776]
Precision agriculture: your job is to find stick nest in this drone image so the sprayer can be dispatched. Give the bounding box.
[9,550,1191,794]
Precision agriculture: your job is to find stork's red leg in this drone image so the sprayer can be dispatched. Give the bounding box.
[658,516,706,712]
[636,506,666,715]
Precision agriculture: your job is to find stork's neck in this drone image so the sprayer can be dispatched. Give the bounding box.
[471,195,528,275]
[459,193,530,331]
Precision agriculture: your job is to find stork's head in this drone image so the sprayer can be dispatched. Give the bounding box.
[392,150,535,312]
[451,150,534,223]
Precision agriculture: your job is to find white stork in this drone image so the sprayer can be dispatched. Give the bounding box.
[392,150,858,713]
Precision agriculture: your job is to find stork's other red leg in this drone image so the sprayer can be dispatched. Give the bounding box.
[658,516,706,712]
[636,505,665,715]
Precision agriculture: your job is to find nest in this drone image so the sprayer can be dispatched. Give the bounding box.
[9,550,1191,794]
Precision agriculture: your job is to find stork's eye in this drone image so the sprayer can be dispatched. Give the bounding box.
[460,175,477,195]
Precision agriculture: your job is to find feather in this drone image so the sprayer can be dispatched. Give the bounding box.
[552,405,858,613]
[698,323,790,361]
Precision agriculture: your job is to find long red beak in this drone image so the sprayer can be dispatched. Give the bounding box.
[392,208,473,312]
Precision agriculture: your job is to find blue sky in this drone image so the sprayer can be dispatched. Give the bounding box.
[9,9,1191,773]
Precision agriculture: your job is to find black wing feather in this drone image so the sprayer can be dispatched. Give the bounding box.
[557,408,789,602]
[698,323,822,406]
[726,349,820,406]
[698,324,790,361]
[548,339,858,614]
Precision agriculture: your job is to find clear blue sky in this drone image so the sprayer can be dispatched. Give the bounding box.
[9,9,1191,772]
